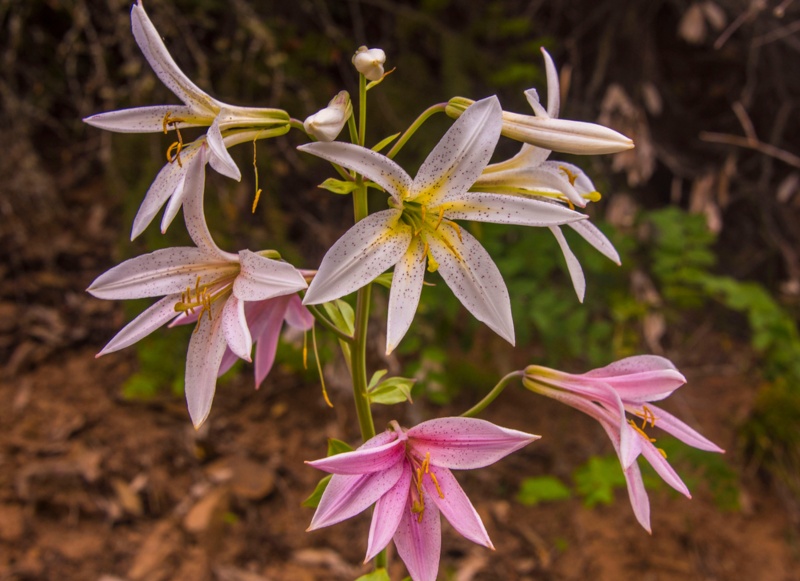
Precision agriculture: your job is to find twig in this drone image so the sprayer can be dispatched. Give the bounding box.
[700,131,800,169]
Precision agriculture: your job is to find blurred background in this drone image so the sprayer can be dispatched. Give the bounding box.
[1,0,799,579]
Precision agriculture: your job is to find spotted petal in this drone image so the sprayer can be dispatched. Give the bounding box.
[366,460,412,562]
[96,294,181,356]
[568,220,621,265]
[386,237,426,355]
[394,494,441,581]
[425,466,493,549]
[427,225,514,345]
[412,96,502,207]
[408,417,539,470]
[83,105,202,134]
[443,191,587,227]
[185,299,228,428]
[550,225,586,303]
[303,209,411,305]
[234,250,308,301]
[298,142,411,204]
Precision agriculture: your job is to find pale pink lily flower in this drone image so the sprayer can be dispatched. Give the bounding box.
[523,355,724,532]
[299,97,586,354]
[87,145,308,427]
[173,292,314,389]
[306,417,540,581]
[83,1,289,239]
[473,48,622,303]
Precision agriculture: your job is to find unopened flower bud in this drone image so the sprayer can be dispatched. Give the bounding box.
[352,46,386,81]
[303,91,352,142]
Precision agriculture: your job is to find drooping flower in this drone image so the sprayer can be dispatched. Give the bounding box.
[87,145,308,427]
[471,48,623,302]
[523,356,724,532]
[303,91,352,142]
[306,417,539,581]
[446,49,633,156]
[299,97,586,354]
[83,1,289,239]
[352,46,387,81]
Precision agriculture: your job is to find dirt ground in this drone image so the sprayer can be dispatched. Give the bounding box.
[1,180,799,581]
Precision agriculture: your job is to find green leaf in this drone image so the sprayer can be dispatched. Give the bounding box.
[573,455,627,507]
[323,300,355,335]
[318,177,358,195]
[371,132,401,153]
[302,474,331,508]
[373,272,394,289]
[517,476,572,506]
[369,376,416,405]
[368,369,389,390]
[355,569,391,581]
[327,438,354,456]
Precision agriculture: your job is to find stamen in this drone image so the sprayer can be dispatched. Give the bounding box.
[448,221,463,243]
[657,448,668,459]
[559,165,579,186]
[162,111,186,166]
[429,471,444,499]
[628,419,656,443]
[312,325,333,408]
[434,206,445,230]
[252,135,264,213]
[634,405,657,428]
[419,241,429,264]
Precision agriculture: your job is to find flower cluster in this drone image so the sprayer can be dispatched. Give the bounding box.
[84,3,723,580]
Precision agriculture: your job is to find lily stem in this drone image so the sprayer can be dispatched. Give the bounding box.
[386,103,447,159]
[461,370,524,418]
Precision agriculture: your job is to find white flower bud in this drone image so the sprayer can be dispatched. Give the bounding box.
[352,46,386,81]
[303,91,352,142]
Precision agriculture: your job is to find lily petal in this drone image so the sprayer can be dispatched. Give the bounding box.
[408,417,539,470]
[83,105,201,133]
[443,191,587,227]
[550,225,586,303]
[644,404,725,453]
[412,97,502,207]
[233,250,308,301]
[568,220,621,265]
[641,442,691,498]
[541,48,560,118]
[427,226,515,345]
[386,237,426,355]
[425,466,493,549]
[284,294,315,330]
[501,111,635,155]
[298,142,411,205]
[624,462,651,533]
[206,111,242,181]
[394,494,441,581]
[87,247,235,300]
[96,294,180,356]
[524,88,549,118]
[308,460,405,530]
[307,437,405,475]
[222,294,252,362]
[366,460,412,562]
[303,209,411,305]
[131,2,219,114]
[584,355,686,401]
[130,144,197,240]
[185,300,228,428]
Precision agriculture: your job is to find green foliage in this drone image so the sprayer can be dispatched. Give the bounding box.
[327,438,354,456]
[368,373,416,405]
[301,475,331,509]
[573,455,628,507]
[355,570,391,581]
[517,476,572,506]
[318,178,358,195]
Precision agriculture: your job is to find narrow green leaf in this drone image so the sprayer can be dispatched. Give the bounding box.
[327,438,354,456]
[323,300,355,335]
[302,474,331,508]
[319,177,358,195]
[373,272,393,289]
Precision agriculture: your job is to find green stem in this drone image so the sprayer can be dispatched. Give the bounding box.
[386,103,447,159]
[461,371,524,418]
[358,74,367,146]
[306,305,354,343]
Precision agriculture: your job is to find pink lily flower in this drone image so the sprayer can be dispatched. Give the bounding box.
[523,355,724,532]
[306,417,539,581]
[87,144,308,427]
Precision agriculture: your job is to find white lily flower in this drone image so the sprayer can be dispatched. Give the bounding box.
[352,46,386,81]
[87,145,308,428]
[470,49,622,303]
[83,1,289,238]
[303,91,352,142]
[298,97,586,354]
[446,49,633,156]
